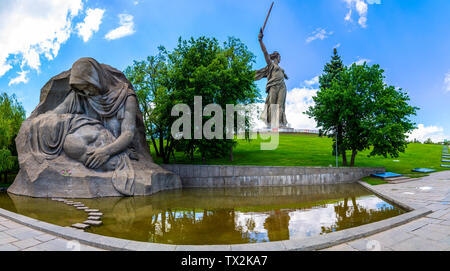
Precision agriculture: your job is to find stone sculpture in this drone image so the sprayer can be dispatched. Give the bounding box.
[255,29,289,129]
[8,57,181,198]
[255,2,289,129]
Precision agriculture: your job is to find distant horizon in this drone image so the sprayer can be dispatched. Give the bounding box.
[0,0,448,143]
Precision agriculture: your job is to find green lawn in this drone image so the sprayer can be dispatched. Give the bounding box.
[151,133,448,175]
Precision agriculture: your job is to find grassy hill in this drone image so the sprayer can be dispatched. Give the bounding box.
[151,133,448,175]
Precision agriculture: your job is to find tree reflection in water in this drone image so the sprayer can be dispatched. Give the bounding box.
[146,209,256,245]
[264,210,290,242]
[321,196,404,234]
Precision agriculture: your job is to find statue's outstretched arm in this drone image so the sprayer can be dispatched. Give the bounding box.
[259,28,271,66]
[85,96,137,169]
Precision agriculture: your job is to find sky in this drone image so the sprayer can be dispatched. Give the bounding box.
[0,0,449,142]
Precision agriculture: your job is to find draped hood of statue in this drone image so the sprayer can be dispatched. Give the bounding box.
[8,57,181,198]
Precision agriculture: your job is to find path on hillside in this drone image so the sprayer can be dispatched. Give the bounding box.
[324,171,450,251]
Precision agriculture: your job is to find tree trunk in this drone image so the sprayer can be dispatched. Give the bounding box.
[151,136,160,157]
[350,150,357,167]
[351,196,359,213]
[162,138,174,164]
[172,150,177,163]
[230,145,233,162]
[342,151,347,166]
[337,124,347,166]
[159,131,164,158]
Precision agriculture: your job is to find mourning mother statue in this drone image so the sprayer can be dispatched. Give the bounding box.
[8,58,181,198]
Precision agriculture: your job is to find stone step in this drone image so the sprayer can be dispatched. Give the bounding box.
[88,212,103,217]
[385,177,412,182]
[87,216,102,220]
[84,209,99,213]
[386,177,416,183]
[389,179,415,184]
[71,223,90,230]
[84,220,103,226]
[76,206,89,210]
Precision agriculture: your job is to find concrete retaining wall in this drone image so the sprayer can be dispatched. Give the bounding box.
[161,165,385,188]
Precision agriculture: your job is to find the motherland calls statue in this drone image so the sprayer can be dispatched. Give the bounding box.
[255,2,289,129]
[8,58,181,198]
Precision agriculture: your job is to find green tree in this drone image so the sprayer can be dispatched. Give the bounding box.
[0,93,25,182]
[316,48,347,164]
[168,37,259,162]
[125,37,259,163]
[307,62,418,167]
[320,48,345,89]
[124,47,174,161]
[306,48,347,166]
[423,138,434,144]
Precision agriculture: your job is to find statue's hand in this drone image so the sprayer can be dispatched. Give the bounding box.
[85,148,110,169]
[258,28,264,41]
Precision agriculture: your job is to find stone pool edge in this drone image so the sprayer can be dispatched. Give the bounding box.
[0,181,431,251]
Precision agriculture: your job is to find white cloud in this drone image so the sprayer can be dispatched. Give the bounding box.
[407,124,447,143]
[105,14,135,40]
[353,57,371,65]
[0,62,12,78]
[444,71,450,92]
[76,8,105,42]
[304,76,319,87]
[8,70,29,86]
[334,43,341,49]
[343,0,380,28]
[306,28,333,43]
[0,0,83,77]
[285,88,319,129]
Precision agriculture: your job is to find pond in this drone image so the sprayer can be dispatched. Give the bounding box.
[0,183,406,245]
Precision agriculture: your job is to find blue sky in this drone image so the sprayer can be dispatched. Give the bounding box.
[0,0,449,141]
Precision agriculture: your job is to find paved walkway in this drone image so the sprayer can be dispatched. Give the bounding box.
[0,217,103,251]
[324,171,450,251]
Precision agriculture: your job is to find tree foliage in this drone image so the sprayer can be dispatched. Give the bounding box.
[124,48,173,162]
[307,59,418,166]
[0,93,25,181]
[125,37,259,163]
[316,48,346,163]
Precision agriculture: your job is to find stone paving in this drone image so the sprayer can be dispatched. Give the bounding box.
[324,171,450,251]
[0,217,103,251]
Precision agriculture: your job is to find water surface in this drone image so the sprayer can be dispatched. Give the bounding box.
[0,184,406,245]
